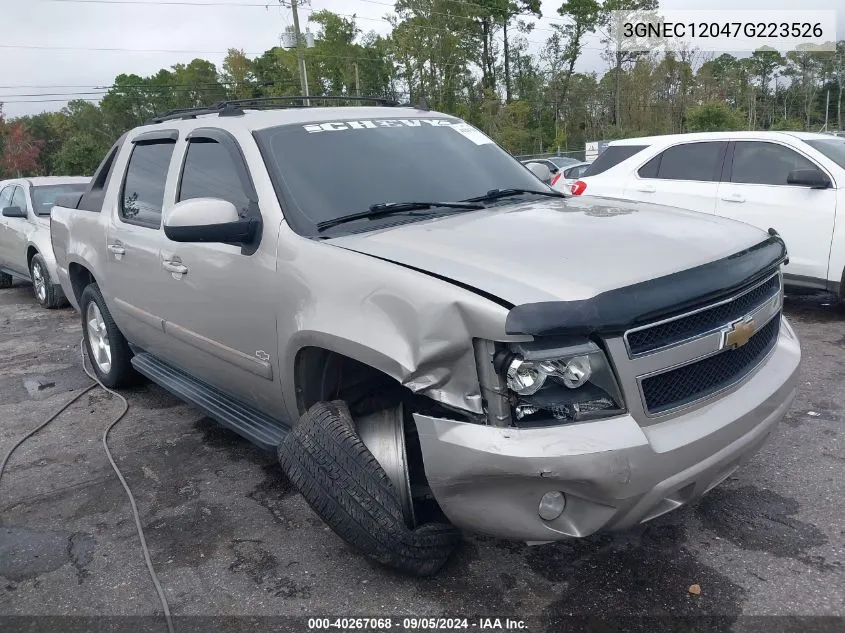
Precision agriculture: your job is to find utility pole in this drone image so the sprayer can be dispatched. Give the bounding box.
[354,62,361,97]
[290,0,309,105]
[823,89,830,132]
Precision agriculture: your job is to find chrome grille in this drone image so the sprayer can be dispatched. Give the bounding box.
[640,314,781,414]
[626,274,781,356]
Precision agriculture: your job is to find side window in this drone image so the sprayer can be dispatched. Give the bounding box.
[121,140,176,228]
[0,186,14,209]
[637,154,661,178]
[731,141,819,186]
[582,145,649,177]
[11,187,28,213]
[641,142,727,182]
[178,139,251,215]
[564,164,588,179]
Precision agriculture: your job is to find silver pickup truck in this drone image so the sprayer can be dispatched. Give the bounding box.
[50,98,801,576]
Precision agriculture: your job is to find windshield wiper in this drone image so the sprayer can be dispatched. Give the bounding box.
[316,201,484,232]
[462,188,566,203]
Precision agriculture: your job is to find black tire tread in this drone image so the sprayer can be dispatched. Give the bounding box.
[30,253,67,309]
[0,272,13,289]
[278,401,459,576]
[80,282,138,388]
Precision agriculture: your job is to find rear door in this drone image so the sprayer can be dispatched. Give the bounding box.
[578,145,649,197]
[154,128,282,416]
[622,141,727,213]
[715,140,836,282]
[105,134,177,351]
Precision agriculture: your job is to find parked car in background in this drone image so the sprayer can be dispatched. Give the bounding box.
[0,176,90,307]
[569,131,845,297]
[550,161,591,195]
[51,101,799,576]
[520,155,582,177]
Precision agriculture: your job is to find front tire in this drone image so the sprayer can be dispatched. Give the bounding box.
[30,253,66,309]
[80,283,137,388]
[278,401,460,576]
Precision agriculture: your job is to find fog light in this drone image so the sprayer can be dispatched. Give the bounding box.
[538,491,566,521]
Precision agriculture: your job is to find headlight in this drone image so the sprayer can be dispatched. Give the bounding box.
[505,356,592,395]
[497,340,624,424]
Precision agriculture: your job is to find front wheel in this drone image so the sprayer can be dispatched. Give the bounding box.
[278,401,460,576]
[30,253,66,309]
[80,283,137,388]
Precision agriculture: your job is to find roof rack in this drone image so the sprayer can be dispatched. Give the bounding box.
[146,95,400,124]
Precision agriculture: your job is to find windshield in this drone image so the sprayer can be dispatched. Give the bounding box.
[549,156,580,168]
[31,183,88,215]
[805,138,845,170]
[255,117,548,236]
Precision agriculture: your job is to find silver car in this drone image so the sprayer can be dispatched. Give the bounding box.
[50,101,801,576]
[0,176,89,307]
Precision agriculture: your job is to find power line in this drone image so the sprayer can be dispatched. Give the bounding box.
[0,44,266,54]
[39,0,571,33]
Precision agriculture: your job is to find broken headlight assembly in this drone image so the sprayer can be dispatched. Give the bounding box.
[494,340,625,425]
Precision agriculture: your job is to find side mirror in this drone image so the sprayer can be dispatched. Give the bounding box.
[525,162,552,184]
[2,206,26,218]
[163,198,260,243]
[787,168,831,189]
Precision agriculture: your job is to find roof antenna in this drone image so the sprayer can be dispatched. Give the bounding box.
[414,98,429,111]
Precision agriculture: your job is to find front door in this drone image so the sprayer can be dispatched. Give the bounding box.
[0,185,15,272]
[0,186,31,275]
[715,140,837,282]
[154,131,283,418]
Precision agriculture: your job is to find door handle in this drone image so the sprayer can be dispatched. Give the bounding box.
[107,244,125,255]
[162,260,188,275]
[636,184,656,193]
[720,193,745,203]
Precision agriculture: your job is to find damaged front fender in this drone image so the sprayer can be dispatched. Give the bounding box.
[277,238,531,421]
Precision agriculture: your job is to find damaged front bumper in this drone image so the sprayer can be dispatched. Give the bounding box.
[413,319,801,541]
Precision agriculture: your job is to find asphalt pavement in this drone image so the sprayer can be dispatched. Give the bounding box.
[0,282,843,632]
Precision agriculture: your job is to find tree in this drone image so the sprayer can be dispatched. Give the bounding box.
[600,0,659,128]
[749,48,784,129]
[685,102,744,132]
[0,121,42,177]
[554,0,602,107]
[502,1,541,101]
[222,49,256,99]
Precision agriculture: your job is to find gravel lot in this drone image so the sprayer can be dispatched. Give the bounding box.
[0,281,843,631]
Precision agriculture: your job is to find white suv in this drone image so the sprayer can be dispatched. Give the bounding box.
[570,132,845,295]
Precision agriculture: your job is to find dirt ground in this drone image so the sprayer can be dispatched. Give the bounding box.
[0,281,843,631]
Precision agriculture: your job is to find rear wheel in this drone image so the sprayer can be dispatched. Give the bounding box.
[0,272,12,289]
[80,283,138,388]
[30,254,66,309]
[278,400,460,576]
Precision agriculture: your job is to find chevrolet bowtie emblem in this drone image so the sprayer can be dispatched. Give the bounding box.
[722,317,757,349]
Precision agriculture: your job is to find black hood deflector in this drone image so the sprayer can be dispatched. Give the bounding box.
[506,235,787,337]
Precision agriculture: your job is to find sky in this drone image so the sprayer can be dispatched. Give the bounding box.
[1,0,842,118]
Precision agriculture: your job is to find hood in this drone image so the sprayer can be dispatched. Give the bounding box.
[330,196,774,307]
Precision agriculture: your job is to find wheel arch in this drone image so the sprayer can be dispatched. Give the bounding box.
[67,261,98,307]
[26,245,39,269]
[291,342,408,418]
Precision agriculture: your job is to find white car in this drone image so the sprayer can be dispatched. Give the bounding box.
[550,161,591,195]
[569,131,845,295]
